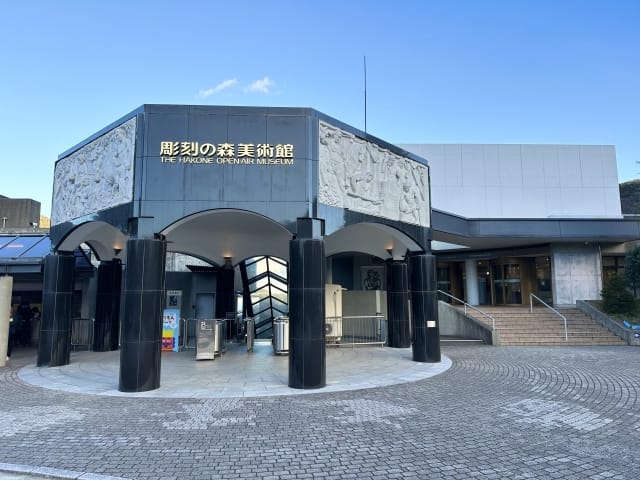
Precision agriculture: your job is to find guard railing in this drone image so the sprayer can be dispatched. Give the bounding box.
[325,315,387,347]
[530,293,568,341]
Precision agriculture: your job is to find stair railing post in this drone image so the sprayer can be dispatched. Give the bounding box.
[529,293,568,342]
[529,295,533,313]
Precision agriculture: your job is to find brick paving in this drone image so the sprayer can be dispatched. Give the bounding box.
[1,345,639,479]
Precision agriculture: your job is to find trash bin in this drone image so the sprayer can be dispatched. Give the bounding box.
[272,316,289,355]
[246,317,255,352]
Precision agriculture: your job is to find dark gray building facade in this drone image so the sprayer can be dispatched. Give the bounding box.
[40,105,441,392]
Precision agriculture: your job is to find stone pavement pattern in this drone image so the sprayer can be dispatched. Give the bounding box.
[1,345,639,479]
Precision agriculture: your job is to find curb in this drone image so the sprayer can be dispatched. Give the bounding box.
[0,464,128,480]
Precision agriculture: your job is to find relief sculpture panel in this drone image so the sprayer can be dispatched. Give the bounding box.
[51,117,136,225]
[319,121,430,227]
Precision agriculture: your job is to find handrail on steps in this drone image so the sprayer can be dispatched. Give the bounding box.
[530,293,568,342]
[437,290,495,331]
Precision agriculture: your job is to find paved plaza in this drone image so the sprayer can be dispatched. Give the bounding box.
[0,343,639,479]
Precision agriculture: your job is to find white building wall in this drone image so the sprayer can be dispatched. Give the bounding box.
[551,243,602,306]
[400,144,622,219]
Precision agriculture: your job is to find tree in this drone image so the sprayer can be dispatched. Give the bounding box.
[625,245,640,296]
[601,273,636,316]
[619,180,640,214]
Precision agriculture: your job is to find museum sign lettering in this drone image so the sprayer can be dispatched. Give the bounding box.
[159,141,294,166]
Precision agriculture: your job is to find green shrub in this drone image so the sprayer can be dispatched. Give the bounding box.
[625,245,640,295]
[601,274,637,316]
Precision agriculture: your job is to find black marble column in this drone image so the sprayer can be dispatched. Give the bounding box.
[92,259,122,352]
[386,260,411,348]
[409,253,441,363]
[37,253,75,367]
[119,238,166,392]
[288,235,326,389]
[215,261,235,320]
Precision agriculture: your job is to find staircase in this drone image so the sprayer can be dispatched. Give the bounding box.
[461,306,627,346]
[239,256,288,339]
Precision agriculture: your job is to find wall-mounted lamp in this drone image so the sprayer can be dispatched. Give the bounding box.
[223,256,233,268]
[386,247,393,258]
[113,247,122,257]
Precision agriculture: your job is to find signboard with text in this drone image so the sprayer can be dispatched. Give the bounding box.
[162,309,181,352]
[159,141,294,165]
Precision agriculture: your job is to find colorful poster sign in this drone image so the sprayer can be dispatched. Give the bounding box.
[162,309,181,352]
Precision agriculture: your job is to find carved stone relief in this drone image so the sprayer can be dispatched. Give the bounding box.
[51,117,136,225]
[319,121,430,227]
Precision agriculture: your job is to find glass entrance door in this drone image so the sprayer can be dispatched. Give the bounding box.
[493,263,522,305]
[477,261,492,305]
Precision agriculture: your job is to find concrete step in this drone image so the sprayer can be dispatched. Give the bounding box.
[458,305,625,346]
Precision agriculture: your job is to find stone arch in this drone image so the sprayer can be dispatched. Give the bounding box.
[160,209,293,266]
[55,220,128,261]
[324,222,424,260]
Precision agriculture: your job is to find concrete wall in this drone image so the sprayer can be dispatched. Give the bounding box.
[343,290,387,318]
[576,300,640,346]
[438,301,498,345]
[400,144,621,219]
[0,198,41,228]
[551,243,602,306]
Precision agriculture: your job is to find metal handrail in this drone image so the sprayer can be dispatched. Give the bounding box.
[530,293,568,341]
[437,290,495,331]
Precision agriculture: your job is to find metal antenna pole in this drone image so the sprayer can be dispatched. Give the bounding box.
[364,55,367,134]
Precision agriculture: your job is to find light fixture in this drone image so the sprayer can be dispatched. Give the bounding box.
[223,256,233,268]
[113,247,122,256]
[386,247,393,257]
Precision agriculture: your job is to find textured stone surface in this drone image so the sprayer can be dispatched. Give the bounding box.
[51,117,136,225]
[1,345,639,479]
[551,243,603,305]
[319,121,430,227]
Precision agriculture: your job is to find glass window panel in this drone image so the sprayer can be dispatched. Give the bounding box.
[0,236,45,258]
[23,237,52,258]
[0,236,17,249]
[504,264,520,279]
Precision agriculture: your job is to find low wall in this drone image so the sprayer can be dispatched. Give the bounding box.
[576,300,640,346]
[438,301,499,345]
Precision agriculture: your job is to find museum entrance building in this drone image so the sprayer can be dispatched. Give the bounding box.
[38,105,441,392]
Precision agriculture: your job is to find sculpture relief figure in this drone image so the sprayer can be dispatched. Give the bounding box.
[319,124,347,207]
[318,120,429,227]
[399,172,420,224]
[345,146,383,213]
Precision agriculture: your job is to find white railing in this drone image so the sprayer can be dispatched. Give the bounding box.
[325,315,387,347]
[530,293,568,342]
[437,290,496,331]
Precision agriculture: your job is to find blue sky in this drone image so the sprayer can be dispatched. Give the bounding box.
[1,0,638,217]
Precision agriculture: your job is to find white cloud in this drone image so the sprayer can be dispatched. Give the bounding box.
[245,76,274,94]
[198,78,238,97]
